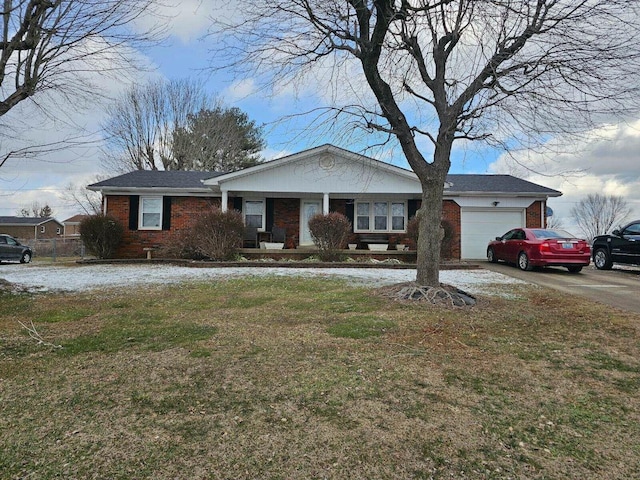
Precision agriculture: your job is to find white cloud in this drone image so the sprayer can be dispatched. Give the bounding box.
[0,39,161,221]
[489,121,640,236]
[222,79,258,102]
[138,1,238,44]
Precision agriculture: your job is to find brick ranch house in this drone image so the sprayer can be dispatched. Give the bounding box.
[88,144,561,260]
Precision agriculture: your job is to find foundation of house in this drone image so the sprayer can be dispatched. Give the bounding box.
[237,248,417,262]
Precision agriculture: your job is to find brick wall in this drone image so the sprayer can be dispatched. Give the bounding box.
[273,198,300,248]
[526,201,543,228]
[106,195,220,258]
[105,194,544,260]
[442,200,461,259]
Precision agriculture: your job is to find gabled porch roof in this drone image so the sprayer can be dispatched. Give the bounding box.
[203,144,422,196]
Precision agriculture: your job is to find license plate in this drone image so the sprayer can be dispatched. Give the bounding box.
[562,242,574,249]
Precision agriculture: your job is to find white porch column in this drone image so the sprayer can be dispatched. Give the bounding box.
[323,193,330,214]
[221,190,229,212]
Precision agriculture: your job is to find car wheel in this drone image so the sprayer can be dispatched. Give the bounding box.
[518,251,533,271]
[567,266,583,273]
[487,247,498,263]
[20,251,31,264]
[593,248,613,270]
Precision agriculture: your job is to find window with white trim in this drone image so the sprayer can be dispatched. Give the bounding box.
[356,202,370,230]
[244,199,265,230]
[355,201,406,232]
[391,202,405,230]
[139,196,162,230]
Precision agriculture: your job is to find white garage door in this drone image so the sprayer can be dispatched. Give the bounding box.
[460,209,525,259]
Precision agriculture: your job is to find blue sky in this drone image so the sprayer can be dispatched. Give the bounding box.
[0,1,638,235]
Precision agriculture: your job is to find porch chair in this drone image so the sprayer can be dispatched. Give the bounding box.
[271,226,286,244]
[243,226,258,248]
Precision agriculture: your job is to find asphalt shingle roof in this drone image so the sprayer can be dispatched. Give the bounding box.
[88,168,560,196]
[445,174,560,195]
[88,170,224,189]
[0,216,59,226]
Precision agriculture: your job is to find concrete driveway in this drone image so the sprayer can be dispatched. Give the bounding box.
[482,261,640,314]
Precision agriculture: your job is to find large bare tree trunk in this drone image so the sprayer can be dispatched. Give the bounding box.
[416,182,444,286]
[413,139,451,286]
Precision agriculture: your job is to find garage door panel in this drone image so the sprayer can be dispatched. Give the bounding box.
[461,209,524,259]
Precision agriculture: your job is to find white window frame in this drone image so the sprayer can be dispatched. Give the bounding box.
[139,196,163,230]
[243,198,266,231]
[354,200,407,233]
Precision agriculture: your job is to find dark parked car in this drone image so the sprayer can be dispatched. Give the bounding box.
[0,234,32,263]
[487,228,591,273]
[592,220,640,269]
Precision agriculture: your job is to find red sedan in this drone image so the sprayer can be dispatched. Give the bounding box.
[487,228,591,273]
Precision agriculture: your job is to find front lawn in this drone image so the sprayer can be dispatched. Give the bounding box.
[1,276,638,479]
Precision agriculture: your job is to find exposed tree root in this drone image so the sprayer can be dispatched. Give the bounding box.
[376,282,476,308]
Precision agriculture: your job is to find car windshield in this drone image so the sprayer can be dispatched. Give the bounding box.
[530,229,576,239]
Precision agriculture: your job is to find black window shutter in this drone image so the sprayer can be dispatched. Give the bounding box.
[345,200,355,231]
[408,199,419,219]
[129,196,139,230]
[162,196,172,230]
[232,196,243,212]
[266,198,275,230]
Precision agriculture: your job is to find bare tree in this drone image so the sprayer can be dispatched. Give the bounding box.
[571,194,631,241]
[210,1,640,287]
[171,107,265,172]
[0,0,163,168]
[18,201,53,217]
[101,79,211,172]
[545,215,564,230]
[62,176,104,215]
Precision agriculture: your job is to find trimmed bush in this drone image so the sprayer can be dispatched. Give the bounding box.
[407,215,455,259]
[188,208,245,260]
[160,230,204,260]
[80,215,124,259]
[308,212,351,262]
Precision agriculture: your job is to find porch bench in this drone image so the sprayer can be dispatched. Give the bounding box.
[358,234,389,251]
[143,246,159,260]
[359,234,389,244]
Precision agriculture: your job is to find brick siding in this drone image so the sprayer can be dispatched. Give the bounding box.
[526,201,544,228]
[105,194,546,259]
[106,195,220,258]
[272,198,300,249]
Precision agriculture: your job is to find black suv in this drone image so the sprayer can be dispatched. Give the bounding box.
[0,234,32,263]
[592,220,640,269]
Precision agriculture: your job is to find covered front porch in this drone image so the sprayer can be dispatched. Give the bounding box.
[204,145,423,250]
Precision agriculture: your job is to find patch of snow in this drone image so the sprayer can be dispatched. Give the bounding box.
[0,263,529,296]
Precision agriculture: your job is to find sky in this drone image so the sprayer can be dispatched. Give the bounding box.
[0,1,638,236]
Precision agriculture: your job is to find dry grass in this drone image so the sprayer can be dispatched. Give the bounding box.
[1,275,639,479]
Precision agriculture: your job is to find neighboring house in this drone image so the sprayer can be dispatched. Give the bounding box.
[62,214,90,238]
[88,144,561,260]
[0,216,64,241]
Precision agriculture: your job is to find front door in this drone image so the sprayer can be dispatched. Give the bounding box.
[300,200,322,245]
